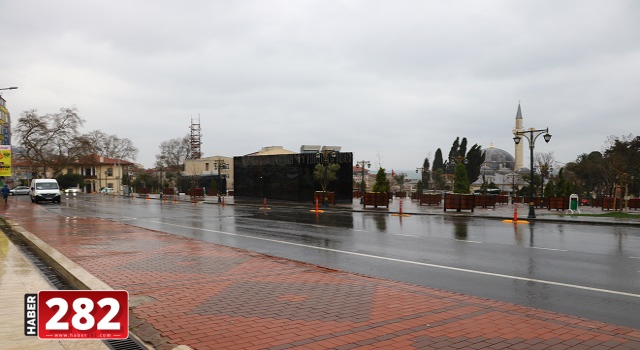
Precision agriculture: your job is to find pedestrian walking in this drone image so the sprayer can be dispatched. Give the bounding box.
[2,185,11,204]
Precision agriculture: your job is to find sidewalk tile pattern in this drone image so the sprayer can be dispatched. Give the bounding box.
[3,203,640,350]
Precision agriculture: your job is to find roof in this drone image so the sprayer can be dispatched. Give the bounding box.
[482,146,515,171]
[246,146,296,156]
[515,103,523,119]
[74,154,134,166]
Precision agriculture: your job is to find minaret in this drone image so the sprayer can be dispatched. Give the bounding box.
[512,103,524,170]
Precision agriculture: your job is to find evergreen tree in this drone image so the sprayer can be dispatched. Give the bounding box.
[459,137,468,158]
[422,157,430,190]
[544,179,556,197]
[453,163,470,193]
[372,168,390,193]
[416,180,423,194]
[465,144,485,184]
[433,149,444,171]
[445,137,460,174]
[432,169,445,190]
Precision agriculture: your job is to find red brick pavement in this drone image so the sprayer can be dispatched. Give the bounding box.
[3,203,640,350]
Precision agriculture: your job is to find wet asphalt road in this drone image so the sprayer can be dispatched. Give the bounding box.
[34,194,640,328]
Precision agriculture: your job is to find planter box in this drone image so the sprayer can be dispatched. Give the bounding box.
[547,197,569,211]
[363,192,389,208]
[520,197,546,208]
[495,195,510,204]
[394,191,407,198]
[188,188,205,197]
[314,191,336,205]
[628,198,640,210]
[602,197,623,210]
[474,195,496,209]
[444,193,475,212]
[419,194,442,206]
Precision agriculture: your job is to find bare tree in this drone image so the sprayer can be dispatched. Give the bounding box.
[84,130,138,161]
[155,134,192,189]
[14,107,91,177]
[535,152,556,196]
[155,134,191,171]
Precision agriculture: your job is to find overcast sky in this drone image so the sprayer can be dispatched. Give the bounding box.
[2,1,639,171]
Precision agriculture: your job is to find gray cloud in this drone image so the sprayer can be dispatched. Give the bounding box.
[2,0,639,170]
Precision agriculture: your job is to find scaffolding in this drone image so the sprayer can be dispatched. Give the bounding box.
[190,115,202,160]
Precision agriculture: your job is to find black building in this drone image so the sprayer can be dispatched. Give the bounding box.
[234,152,353,202]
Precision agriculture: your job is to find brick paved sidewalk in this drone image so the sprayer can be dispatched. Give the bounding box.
[3,204,640,350]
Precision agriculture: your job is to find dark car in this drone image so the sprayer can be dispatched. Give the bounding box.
[10,186,30,195]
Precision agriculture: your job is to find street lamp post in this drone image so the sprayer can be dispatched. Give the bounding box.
[513,127,552,218]
[213,159,228,203]
[316,151,337,207]
[356,160,371,204]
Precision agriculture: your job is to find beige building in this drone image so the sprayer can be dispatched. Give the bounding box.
[183,155,234,191]
[70,154,134,193]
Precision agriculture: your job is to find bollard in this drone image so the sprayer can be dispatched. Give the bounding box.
[310,198,324,213]
[260,197,271,210]
[502,200,528,224]
[391,199,410,217]
[146,194,150,201]
[222,197,225,206]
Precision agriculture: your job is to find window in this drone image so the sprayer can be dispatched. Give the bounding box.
[67,168,73,174]
[107,168,113,176]
[205,163,209,171]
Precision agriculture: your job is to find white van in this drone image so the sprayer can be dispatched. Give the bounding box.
[30,179,61,204]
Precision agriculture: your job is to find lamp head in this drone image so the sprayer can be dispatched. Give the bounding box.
[513,135,521,145]
[543,132,552,143]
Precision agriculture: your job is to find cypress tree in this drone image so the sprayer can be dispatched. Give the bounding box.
[433,149,444,171]
[453,163,470,194]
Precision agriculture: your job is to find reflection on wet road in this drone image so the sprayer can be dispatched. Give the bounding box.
[35,195,640,328]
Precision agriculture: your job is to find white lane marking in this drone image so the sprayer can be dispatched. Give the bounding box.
[455,240,482,244]
[529,247,568,252]
[143,219,640,299]
[352,229,367,232]
[630,257,640,259]
[396,234,418,237]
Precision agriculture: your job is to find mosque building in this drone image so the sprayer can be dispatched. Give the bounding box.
[472,103,529,194]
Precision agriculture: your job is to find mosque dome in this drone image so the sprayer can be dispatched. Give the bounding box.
[481,146,515,172]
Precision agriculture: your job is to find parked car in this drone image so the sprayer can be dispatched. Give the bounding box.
[65,187,81,194]
[100,187,115,194]
[10,186,30,195]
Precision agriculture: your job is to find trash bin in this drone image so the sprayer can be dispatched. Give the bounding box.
[567,194,580,214]
[570,195,578,211]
